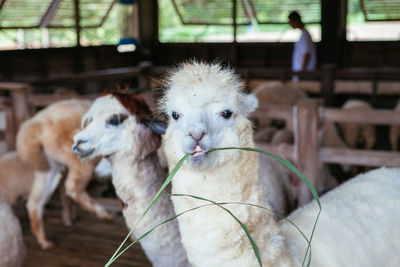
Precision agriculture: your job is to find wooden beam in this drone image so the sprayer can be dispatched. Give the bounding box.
[28,94,96,108]
[19,67,142,85]
[251,104,293,121]
[74,0,81,46]
[320,147,400,167]
[321,108,400,125]
[0,82,31,91]
[98,0,116,27]
[0,0,7,10]
[39,0,63,28]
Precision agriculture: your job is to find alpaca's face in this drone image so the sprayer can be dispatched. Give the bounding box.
[72,95,133,159]
[162,62,258,170]
[72,94,158,161]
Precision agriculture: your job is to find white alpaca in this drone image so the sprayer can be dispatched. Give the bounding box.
[253,82,307,144]
[72,92,190,267]
[338,99,376,150]
[16,99,112,249]
[0,196,25,267]
[252,82,307,129]
[160,61,400,267]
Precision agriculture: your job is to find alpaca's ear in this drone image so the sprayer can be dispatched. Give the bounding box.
[239,93,258,117]
[141,117,167,135]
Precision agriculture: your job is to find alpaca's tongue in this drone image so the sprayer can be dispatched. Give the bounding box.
[194,145,205,156]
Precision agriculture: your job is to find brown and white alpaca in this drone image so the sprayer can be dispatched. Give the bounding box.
[72,92,190,267]
[16,99,112,249]
[160,61,400,267]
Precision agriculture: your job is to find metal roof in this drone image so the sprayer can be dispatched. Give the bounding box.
[361,0,400,21]
[0,0,115,29]
[171,0,321,26]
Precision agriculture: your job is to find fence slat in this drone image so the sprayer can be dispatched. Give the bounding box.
[320,147,400,167]
[321,108,400,125]
[251,104,293,121]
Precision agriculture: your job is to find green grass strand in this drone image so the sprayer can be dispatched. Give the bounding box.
[106,147,321,267]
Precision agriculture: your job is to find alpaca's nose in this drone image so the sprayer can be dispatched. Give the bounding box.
[72,139,88,153]
[189,130,206,142]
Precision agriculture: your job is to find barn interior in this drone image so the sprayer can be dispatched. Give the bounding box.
[0,0,399,266]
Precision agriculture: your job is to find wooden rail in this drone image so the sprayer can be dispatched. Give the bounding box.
[252,99,400,205]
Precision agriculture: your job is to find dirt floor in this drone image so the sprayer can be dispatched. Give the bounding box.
[15,198,152,267]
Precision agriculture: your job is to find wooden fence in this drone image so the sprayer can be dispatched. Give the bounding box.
[252,99,400,205]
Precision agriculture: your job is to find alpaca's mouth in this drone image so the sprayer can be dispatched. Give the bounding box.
[189,145,208,165]
[72,144,95,159]
[192,145,206,156]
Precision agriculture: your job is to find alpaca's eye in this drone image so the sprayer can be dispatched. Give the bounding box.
[107,114,127,126]
[172,111,180,120]
[221,110,233,119]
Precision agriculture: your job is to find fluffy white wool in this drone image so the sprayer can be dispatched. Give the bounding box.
[161,61,400,267]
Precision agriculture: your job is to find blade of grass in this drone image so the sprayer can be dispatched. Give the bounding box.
[107,147,321,267]
[111,193,311,266]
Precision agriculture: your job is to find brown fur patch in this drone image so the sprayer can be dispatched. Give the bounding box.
[118,197,128,210]
[99,92,152,122]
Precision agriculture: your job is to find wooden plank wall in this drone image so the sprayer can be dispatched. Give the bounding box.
[0,46,148,94]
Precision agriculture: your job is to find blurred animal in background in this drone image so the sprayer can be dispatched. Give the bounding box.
[322,99,376,176]
[252,82,307,144]
[16,99,112,249]
[0,196,25,267]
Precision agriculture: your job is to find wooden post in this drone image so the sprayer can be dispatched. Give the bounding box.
[0,97,15,151]
[4,102,15,151]
[321,64,336,106]
[74,0,81,47]
[295,99,320,206]
[0,83,31,149]
[138,61,152,90]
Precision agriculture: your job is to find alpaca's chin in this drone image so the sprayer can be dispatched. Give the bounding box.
[74,148,95,161]
[188,154,215,170]
[187,152,226,170]
[188,154,209,169]
[78,151,96,161]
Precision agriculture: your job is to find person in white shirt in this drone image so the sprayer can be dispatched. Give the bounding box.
[288,11,317,80]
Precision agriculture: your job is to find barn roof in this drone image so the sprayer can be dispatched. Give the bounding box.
[0,0,115,29]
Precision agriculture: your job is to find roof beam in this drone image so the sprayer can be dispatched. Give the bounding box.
[39,0,63,28]
[74,0,81,46]
[0,0,7,10]
[98,0,117,27]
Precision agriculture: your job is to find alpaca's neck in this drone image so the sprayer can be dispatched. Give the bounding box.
[110,150,189,267]
[110,151,170,232]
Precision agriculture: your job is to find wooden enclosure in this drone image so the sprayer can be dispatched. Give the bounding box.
[252,100,400,205]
